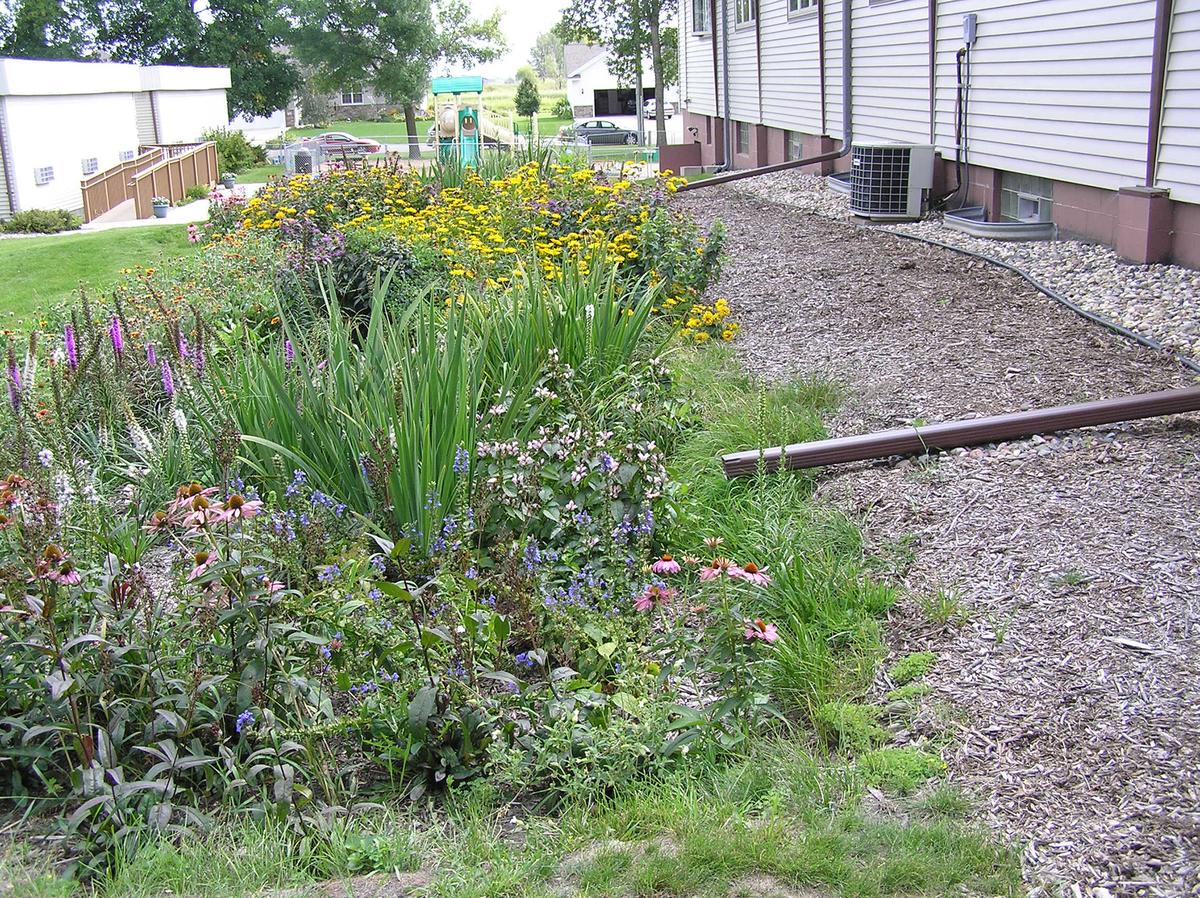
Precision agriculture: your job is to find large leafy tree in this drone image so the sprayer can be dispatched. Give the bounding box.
[0,0,297,119]
[529,29,564,85]
[290,0,505,160]
[558,0,678,149]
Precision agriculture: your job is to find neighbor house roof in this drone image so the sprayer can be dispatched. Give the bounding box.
[564,43,606,78]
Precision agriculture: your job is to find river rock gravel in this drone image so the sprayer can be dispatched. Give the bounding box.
[726,171,1200,363]
[672,186,1200,897]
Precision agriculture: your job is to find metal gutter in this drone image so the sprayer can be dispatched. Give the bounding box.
[722,386,1200,476]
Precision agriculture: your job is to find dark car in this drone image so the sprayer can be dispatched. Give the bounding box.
[310,131,383,155]
[564,119,640,146]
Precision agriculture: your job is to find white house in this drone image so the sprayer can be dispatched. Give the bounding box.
[0,57,231,218]
[566,43,679,118]
[675,0,1200,267]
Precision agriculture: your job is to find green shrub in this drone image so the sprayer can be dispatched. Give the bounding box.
[889,650,936,685]
[3,208,81,234]
[859,747,946,794]
[814,702,887,752]
[202,127,267,174]
[184,183,211,202]
[552,96,573,119]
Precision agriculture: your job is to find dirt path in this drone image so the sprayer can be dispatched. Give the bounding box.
[674,188,1200,897]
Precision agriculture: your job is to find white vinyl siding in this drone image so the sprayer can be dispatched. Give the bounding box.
[683,1,717,115]
[852,0,929,144]
[722,0,760,121]
[760,0,823,133]
[934,0,1156,190]
[1157,0,1200,202]
[824,0,845,140]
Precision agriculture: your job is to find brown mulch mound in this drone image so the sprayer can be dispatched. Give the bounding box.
[674,187,1200,898]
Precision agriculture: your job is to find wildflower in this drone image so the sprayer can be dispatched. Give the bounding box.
[144,510,171,533]
[110,317,124,357]
[261,576,284,593]
[744,619,780,643]
[183,495,220,529]
[634,583,675,612]
[703,536,724,549]
[651,554,681,574]
[736,562,772,587]
[172,408,187,435]
[699,557,742,581]
[217,493,263,523]
[56,559,82,585]
[284,339,295,366]
[161,360,175,396]
[37,448,53,468]
[317,564,340,583]
[146,343,157,367]
[235,709,255,733]
[453,444,470,475]
[63,323,78,371]
[189,549,216,580]
[514,651,536,669]
[187,224,200,243]
[6,347,21,412]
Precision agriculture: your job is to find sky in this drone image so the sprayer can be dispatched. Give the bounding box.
[459,0,571,81]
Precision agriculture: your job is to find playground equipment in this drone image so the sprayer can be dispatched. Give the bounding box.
[430,76,524,168]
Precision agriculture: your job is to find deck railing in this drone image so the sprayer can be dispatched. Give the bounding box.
[130,142,219,219]
[80,149,165,222]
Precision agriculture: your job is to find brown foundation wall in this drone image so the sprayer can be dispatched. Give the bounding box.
[676,112,1199,267]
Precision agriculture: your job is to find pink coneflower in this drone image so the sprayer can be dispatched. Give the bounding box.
[168,482,218,515]
[187,224,200,243]
[261,576,284,593]
[144,510,171,533]
[736,562,772,587]
[110,317,124,357]
[651,554,681,575]
[699,557,742,581]
[56,560,82,585]
[634,584,675,612]
[703,536,724,550]
[183,495,220,529]
[189,549,216,581]
[217,494,263,523]
[744,619,779,643]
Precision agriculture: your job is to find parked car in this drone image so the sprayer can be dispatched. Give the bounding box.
[562,119,641,146]
[644,99,673,119]
[309,132,382,155]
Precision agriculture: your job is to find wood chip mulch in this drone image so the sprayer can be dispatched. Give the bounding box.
[673,187,1200,898]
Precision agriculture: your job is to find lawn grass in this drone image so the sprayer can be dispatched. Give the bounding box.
[235,163,285,183]
[0,225,197,328]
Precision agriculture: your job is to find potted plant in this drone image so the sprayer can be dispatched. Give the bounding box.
[220,171,237,189]
[151,196,170,218]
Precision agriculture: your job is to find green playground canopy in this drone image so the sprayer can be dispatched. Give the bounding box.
[431,76,484,95]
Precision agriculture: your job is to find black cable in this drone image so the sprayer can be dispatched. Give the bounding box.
[932,48,967,209]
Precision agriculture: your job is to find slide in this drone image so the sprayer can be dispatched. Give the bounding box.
[435,104,527,148]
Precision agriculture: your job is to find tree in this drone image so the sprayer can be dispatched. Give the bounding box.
[514,73,540,134]
[557,0,678,149]
[529,29,564,85]
[290,0,504,160]
[0,0,297,119]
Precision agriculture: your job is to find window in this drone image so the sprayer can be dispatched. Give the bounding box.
[691,0,711,33]
[705,115,712,144]
[340,87,364,105]
[81,157,99,176]
[33,166,54,185]
[735,0,756,26]
[788,0,817,15]
[736,122,750,155]
[119,149,136,162]
[786,131,802,161]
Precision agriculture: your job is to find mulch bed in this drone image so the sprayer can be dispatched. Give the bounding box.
[674,187,1200,898]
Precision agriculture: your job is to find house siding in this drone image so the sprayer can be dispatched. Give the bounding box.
[722,1,761,122]
[853,0,930,144]
[683,5,717,115]
[934,0,1157,190]
[1158,0,1200,203]
[760,2,823,134]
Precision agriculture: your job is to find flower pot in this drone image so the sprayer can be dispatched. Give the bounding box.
[152,204,169,219]
[221,174,237,189]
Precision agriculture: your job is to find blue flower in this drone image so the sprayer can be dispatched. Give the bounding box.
[318,564,340,583]
[453,444,470,475]
[235,709,255,734]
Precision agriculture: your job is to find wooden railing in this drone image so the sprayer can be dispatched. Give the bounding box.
[131,142,219,219]
[139,142,207,160]
[80,149,165,222]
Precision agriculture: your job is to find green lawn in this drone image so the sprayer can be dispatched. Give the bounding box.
[235,163,286,183]
[0,225,197,327]
[287,114,575,144]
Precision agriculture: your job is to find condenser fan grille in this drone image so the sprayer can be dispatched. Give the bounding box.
[849,144,934,221]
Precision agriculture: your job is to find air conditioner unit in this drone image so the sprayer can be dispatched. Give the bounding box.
[850,143,935,221]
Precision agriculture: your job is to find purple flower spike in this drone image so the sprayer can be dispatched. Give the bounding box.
[194,346,205,380]
[161,359,175,397]
[284,339,294,366]
[146,343,157,367]
[64,324,78,371]
[6,361,20,412]
[110,317,123,356]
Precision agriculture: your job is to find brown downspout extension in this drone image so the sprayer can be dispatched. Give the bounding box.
[1145,0,1175,186]
[681,0,853,191]
[722,387,1200,476]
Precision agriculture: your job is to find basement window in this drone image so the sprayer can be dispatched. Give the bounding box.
[82,157,99,176]
[786,130,802,161]
[119,149,136,162]
[736,122,751,155]
[691,0,711,33]
[1000,172,1054,223]
[735,0,757,27]
[33,166,54,186]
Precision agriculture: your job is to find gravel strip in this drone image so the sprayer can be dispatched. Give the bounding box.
[724,171,1200,363]
[673,187,1200,897]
